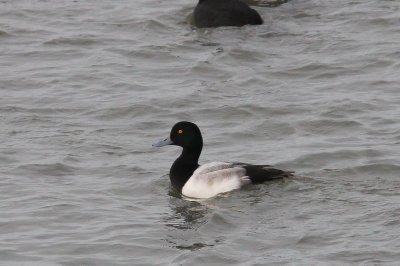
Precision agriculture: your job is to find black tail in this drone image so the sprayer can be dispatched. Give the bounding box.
[237,164,293,183]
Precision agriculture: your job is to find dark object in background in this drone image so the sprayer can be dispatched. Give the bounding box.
[194,0,263,28]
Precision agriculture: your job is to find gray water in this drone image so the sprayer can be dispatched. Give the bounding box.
[1,0,400,265]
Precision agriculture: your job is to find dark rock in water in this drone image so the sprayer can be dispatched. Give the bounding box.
[194,0,263,28]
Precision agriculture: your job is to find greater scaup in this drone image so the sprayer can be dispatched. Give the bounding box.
[194,0,263,28]
[153,121,292,199]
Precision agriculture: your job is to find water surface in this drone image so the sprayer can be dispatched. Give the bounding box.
[1,0,400,265]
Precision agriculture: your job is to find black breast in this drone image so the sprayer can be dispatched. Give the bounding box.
[169,160,199,192]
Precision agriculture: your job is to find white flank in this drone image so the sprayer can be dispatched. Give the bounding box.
[182,162,251,199]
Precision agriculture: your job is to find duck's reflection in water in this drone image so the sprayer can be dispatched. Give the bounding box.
[162,187,225,251]
[164,187,211,230]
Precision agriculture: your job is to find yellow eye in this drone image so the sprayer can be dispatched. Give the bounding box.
[178,129,183,134]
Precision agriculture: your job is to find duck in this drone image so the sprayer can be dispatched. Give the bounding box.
[194,0,263,28]
[153,121,292,199]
